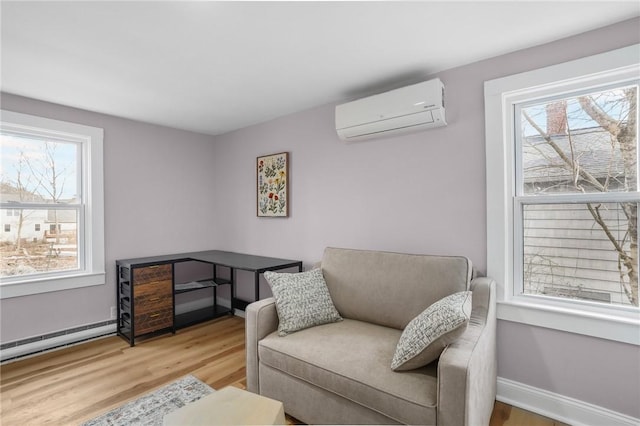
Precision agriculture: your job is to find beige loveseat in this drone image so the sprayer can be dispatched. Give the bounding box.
[246,247,496,425]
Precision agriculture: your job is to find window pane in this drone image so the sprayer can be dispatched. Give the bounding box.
[520,86,638,194]
[0,133,79,203]
[522,202,639,307]
[0,208,79,277]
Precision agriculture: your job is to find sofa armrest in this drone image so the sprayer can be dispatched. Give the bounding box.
[245,297,279,393]
[437,277,497,426]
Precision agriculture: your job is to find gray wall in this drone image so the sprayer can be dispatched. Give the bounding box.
[1,16,638,419]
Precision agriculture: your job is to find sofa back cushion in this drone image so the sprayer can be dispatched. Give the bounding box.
[321,247,472,330]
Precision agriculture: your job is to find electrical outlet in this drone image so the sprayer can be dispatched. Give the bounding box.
[110,306,117,319]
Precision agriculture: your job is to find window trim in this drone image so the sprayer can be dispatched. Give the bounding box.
[0,110,105,298]
[484,44,640,345]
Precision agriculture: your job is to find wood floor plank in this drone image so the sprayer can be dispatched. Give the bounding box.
[1,315,562,425]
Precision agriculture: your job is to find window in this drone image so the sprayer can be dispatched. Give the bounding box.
[4,224,10,232]
[485,45,640,345]
[0,110,104,298]
[517,87,638,308]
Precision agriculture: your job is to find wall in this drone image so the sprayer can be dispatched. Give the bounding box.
[211,18,640,418]
[0,94,219,342]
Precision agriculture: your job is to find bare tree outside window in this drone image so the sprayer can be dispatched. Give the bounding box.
[0,134,80,278]
[519,86,638,307]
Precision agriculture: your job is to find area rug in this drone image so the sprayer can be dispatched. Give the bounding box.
[82,375,214,426]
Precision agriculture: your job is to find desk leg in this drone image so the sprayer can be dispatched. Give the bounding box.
[255,272,260,304]
[231,268,236,312]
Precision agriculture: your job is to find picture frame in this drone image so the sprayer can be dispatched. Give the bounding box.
[257,152,289,217]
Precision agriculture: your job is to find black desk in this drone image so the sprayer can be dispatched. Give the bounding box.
[186,250,303,311]
[116,250,303,345]
[118,250,303,310]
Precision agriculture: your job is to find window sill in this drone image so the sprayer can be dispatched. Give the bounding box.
[0,271,106,299]
[497,300,640,345]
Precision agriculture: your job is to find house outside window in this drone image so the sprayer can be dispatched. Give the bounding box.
[484,45,640,345]
[0,110,105,298]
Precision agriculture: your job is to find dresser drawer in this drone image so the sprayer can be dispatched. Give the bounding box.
[134,308,173,336]
[133,281,173,314]
[133,264,172,285]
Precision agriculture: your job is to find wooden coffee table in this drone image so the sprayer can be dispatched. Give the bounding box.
[163,386,285,425]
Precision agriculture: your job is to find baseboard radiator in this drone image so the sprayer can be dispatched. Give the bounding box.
[1,297,234,363]
[0,320,116,363]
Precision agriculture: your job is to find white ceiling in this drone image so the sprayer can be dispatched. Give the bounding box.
[1,1,638,136]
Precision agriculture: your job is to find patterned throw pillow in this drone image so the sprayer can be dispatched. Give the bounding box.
[264,268,343,336]
[391,291,472,371]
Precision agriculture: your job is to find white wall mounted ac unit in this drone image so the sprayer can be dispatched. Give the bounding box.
[335,78,446,142]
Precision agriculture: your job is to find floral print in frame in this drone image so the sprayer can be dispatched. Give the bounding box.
[257,152,288,217]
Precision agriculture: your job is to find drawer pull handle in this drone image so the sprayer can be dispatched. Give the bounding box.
[150,313,160,318]
[149,297,160,302]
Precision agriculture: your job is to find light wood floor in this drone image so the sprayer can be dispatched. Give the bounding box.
[1,316,566,425]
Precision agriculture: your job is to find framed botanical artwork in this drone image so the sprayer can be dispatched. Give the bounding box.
[257,152,289,217]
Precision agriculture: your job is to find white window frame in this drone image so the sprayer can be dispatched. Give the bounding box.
[0,110,105,298]
[484,44,640,345]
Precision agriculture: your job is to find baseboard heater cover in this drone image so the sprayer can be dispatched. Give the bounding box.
[0,321,116,363]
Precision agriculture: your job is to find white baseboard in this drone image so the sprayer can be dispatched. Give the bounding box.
[497,377,639,426]
[1,323,116,363]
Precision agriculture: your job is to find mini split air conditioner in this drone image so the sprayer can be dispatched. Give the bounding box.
[335,78,446,142]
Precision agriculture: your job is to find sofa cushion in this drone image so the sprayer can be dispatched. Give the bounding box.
[321,247,472,330]
[264,268,342,336]
[391,291,472,371]
[258,319,438,424]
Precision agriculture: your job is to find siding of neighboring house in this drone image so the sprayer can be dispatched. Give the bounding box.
[1,183,48,243]
[1,182,78,244]
[523,202,633,305]
[1,209,78,244]
[1,209,47,243]
[44,209,78,241]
